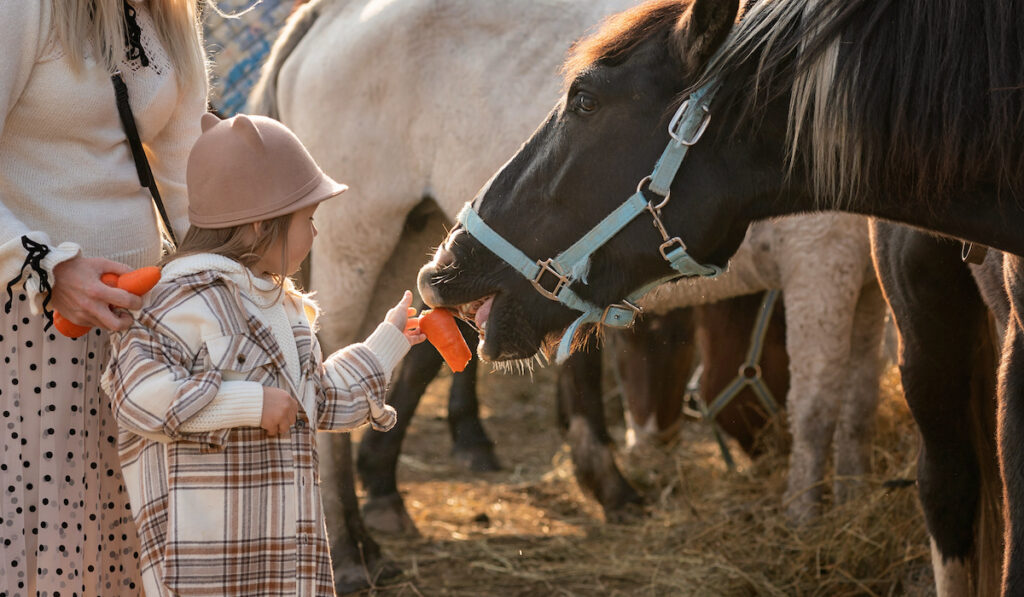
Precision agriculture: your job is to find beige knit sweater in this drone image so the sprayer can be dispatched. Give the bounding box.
[0,0,204,315]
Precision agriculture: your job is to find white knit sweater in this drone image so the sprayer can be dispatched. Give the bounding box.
[0,0,204,314]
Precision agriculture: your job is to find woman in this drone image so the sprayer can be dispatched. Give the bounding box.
[0,1,207,594]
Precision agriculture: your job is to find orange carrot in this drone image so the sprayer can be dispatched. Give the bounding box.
[53,312,91,338]
[418,308,472,372]
[113,266,161,295]
[53,266,162,338]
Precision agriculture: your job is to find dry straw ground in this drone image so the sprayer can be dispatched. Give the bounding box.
[350,361,933,596]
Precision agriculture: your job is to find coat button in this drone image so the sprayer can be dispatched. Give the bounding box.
[295,419,305,429]
[236,354,246,364]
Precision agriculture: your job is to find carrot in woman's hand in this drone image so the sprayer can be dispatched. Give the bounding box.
[53,266,162,338]
[112,266,162,295]
[418,308,472,372]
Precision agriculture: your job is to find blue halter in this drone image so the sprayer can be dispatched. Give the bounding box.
[456,80,723,363]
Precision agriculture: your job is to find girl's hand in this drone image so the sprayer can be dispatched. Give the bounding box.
[385,290,427,346]
[261,386,300,436]
[50,256,143,331]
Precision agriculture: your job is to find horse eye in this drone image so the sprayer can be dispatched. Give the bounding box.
[571,92,598,114]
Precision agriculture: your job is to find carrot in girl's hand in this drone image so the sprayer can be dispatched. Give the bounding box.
[418,308,472,372]
[53,266,162,338]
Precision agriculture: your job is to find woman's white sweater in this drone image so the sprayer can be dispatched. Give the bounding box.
[0,0,204,314]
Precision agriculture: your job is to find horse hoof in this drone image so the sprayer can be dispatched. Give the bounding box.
[363,493,421,536]
[334,557,402,595]
[452,443,502,472]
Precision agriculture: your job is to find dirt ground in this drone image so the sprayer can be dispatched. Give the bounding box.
[348,359,934,597]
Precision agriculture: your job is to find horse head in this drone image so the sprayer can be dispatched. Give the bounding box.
[418,0,797,362]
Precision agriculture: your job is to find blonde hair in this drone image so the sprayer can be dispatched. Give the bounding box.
[160,213,303,295]
[50,0,207,92]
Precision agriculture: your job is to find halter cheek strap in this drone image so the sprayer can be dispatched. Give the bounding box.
[457,79,723,363]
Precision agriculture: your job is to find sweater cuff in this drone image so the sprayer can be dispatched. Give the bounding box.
[364,322,410,379]
[177,381,265,433]
[30,241,81,315]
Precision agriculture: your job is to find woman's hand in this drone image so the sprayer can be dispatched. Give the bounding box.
[50,256,142,331]
[385,290,427,346]
[261,386,300,436]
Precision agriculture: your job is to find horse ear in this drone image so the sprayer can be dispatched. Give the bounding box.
[672,0,739,74]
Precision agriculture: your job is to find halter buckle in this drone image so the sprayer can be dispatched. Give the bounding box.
[669,100,712,146]
[659,237,687,260]
[601,300,642,328]
[531,258,569,301]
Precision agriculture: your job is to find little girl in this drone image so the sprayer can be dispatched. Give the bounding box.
[101,113,426,596]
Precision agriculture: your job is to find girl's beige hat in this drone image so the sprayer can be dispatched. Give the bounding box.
[186,113,348,228]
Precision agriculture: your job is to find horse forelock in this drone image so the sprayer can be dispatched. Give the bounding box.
[705,0,1024,206]
[561,0,689,89]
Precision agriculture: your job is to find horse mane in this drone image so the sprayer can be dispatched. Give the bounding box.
[567,0,1024,206]
[709,0,1024,206]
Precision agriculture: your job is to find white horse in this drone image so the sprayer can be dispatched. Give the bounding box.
[250,0,884,533]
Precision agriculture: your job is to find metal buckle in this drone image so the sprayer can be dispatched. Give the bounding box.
[601,300,642,328]
[531,258,569,301]
[636,175,671,210]
[668,99,712,146]
[659,237,686,260]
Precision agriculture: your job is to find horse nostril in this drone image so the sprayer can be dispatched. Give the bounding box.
[433,246,456,269]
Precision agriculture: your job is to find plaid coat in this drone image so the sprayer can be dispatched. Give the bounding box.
[102,268,398,596]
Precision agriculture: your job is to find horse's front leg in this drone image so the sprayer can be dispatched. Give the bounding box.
[832,276,885,504]
[446,320,500,472]
[780,278,860,523]
[557,346,643,521]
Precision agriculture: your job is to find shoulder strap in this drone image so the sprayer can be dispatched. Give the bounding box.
[110,72,178,248]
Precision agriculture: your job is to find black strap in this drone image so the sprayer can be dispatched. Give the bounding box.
[111,72,177,247]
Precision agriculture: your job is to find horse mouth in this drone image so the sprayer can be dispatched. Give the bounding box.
[454,295,495,336]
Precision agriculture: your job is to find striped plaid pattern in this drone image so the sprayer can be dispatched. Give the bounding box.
[103,270,395,596]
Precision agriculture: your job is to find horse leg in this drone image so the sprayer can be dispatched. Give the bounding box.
[999,254,1024,595]
[872,222,990,597]
[447,320,500,471]
[557,346,643,521]
[832,277,885,504]
[357,340,444,535]
[319,433,399,593]
[780,282,859,523]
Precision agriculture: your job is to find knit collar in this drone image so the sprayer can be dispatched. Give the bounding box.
[162,253,277,300]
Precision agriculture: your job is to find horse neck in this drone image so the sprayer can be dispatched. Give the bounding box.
[760,184,1024,257]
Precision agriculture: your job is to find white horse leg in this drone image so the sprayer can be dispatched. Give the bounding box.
[930,537,971,597]
[832,278,886,504]
[782,284,858,524]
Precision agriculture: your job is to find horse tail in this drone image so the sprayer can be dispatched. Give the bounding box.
[247,0,323,119]
[968,315,1003,596]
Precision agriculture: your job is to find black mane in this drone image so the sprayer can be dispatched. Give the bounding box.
[703,0,1024,204]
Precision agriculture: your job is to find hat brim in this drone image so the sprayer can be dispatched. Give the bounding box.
[189,173,348,228]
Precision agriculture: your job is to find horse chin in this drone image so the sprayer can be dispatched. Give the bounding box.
[474,295,543,362]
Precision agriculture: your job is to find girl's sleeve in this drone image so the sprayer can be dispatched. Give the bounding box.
[0,1,81,319]
[101,304,265,445]
[315,323,408,432]
[145,73,207,242]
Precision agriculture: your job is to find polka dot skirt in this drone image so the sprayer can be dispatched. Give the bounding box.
[0,296,142,596]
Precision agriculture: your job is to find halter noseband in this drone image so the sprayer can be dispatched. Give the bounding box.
[457,79,722,363]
